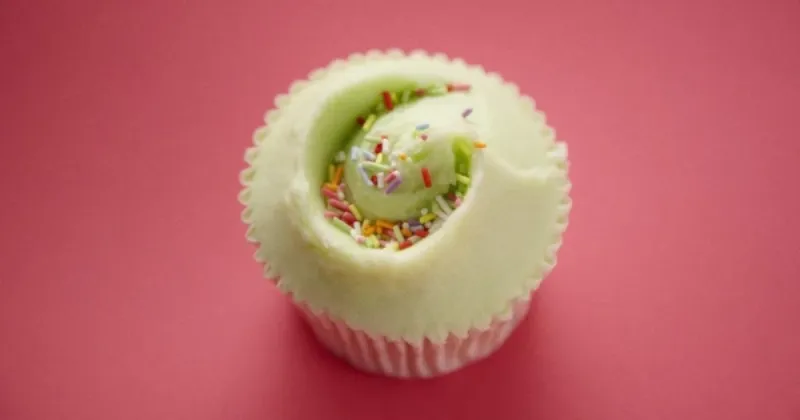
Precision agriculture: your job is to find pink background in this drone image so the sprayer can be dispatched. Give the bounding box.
[1,0,799,419]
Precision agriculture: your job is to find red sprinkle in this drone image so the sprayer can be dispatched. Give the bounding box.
[414,88,426,97]
[382,91,394,111]
[421,167,432,188]
[448,83,471,92]
[398,240,413,250]
[356,116,366,126]
[322,188,338,200]
[323,211,339,219]
[328,199,350,212]
[341,212,357,225]
[420,134,428,141]
[374,143,383,153]
[385,171,398,184]
[371,175,378,186]
[447,192,457,201]
[414,230,429,238]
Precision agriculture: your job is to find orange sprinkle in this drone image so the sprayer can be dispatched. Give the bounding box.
[402,228,412,237]
[398,240,413,250]
[474,141,486,149]
[363,226,375,236]
[376,220,394,229]
[323,183,338,192]
[398,153,408,161]
[332,165,344,185]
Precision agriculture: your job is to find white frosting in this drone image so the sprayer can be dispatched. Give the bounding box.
[240,50,571,344]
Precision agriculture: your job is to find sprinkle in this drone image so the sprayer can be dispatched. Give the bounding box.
[331,218,350,233]
[402,227,412,237]
[448,83,471,92]
[355,235,366,244]
[328,164,335,182]
[332,165,344,185]
[420,208,429,215]
[361,161,390,173]
[434,209,448,219]
[350,146,361,161]
[362,150,376,161]
[322,187,338,200]
[414,88,426,97]
[398,153,408,161]
[376,172,385,188]
[376,220,393,229]
[341,212,357,225]
[456,174,471,186]
[401,90,412,103]
[382,91,394,111]
[324,210,339,219]
[348,204,362,221]
[337,190,344,200]
[363,225,375,236]
[416,123,430,130]
[374,143,382,154]
[385,170,399,184]
[368,235,380,248]
[454,197,462,207]
[323,183,338,192]
[398,240,413,250]
[393,225,404,242]
[462,108,473,118]
[419,213,437,224]
[370,175,377,186]
[427,85,447,96]
[381,138,390,154]
[420,134,428,141]
[353,221,362,233]
[408,218,422,227]
[385,178,402,194]
[329,199,350,212]
[414,229,429,238]
[357,164,371,185]
[435,195,453,215]
[364,135,382,144]
[362,114,377,131]
[474,140,486,149]
[421,167,432,188]
[356,116,366,126]
[375,153,384,164]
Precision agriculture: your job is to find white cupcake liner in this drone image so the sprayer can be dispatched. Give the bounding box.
[297,294,531,378]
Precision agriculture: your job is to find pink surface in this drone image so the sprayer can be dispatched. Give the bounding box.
[0,0,798,419]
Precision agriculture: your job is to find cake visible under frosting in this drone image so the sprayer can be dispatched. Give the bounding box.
[240,50,571,344]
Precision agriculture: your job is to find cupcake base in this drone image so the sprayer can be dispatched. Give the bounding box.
[297,297,530,378]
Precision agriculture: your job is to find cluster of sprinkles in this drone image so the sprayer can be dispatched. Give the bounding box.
[321,82,484,251]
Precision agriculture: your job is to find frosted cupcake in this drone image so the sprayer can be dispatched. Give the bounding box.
[239,50,571,378]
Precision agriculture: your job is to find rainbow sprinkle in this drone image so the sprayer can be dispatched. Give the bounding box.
[321,82,482,251]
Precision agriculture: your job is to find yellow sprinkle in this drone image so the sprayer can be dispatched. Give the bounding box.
[363,226,375,236]
[390,92,398,104]
[376,153,384,164]
[348,204,362,221]
[332,165,344,185]
[419,213,437,224]
[362,114,377,131]
[398,153,408,161]
[323,183,338,191]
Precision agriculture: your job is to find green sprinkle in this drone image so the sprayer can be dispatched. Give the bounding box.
[401,90,412,103]
[368,235,379,248]
[361,161,390,173]
[331,218,350,233]
[426,85,447,96]
[456,174,471,186]
[362,114,377,131]
[348,204,362,221]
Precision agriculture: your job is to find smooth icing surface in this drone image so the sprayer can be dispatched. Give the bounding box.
[240,50,571,344]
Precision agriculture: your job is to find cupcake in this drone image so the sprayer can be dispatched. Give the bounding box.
[239,49,571,378]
